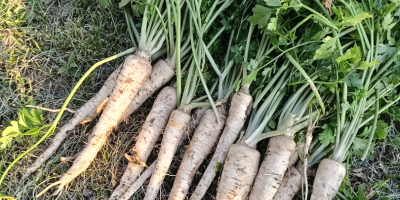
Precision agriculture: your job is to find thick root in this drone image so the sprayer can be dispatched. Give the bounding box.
[118,59,174,124]
[310,159,346,200]
[168,109,226,200]
[23,65,122,180]
[109,87,176,200]
[288,143,303,167]
[272,166,302,200]
[190,91,252,200]
[216,143,260,200]
[144,109,191,200]
[249,135,296,200]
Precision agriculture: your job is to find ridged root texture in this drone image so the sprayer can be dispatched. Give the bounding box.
[118,59,174,124]
[144,109,191,200]
[168,109,227,200]
[37,54,152,197]
[310,159,346,200]
[272,166,302,200]
[109,86,177,200]
[216,144,260,200]
[190,91,252,200]
[249,135,296,200]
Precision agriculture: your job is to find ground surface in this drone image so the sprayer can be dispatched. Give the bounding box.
[0,0,399,200]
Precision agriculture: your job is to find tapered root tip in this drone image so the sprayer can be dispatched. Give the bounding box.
[36,181,63,198]
[22,166,37,181]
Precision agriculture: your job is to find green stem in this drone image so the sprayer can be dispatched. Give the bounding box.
[175,1,182,106]
[243,24,255,78]
[301,4,338,30]
[245,90,286,145]
[361,90,379,161]
[340,82,347,129]
[360,93,400,126]
[334,87,342,152]
[124,8,138,47]
[259,41,318,70]
[286,52,325,114]
[187,102,213,109]
[202,41,222,76]
[253,62,289,107]
[253,119,309,146]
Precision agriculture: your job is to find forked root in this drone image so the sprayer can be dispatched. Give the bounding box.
[36,181,65,198]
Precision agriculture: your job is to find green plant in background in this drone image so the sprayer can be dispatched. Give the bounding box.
[0,194,16,200]
[57,53,81,78]
[0,108,49,150]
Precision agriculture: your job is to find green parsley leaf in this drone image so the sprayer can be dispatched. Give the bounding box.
[341,12,372,27]
[357,61,380,70]
[313,36,336,60]
[318,124,335,145]
[265,0,282,7]
[352,137,368,157]
[248,5,274,28]
[375,120,387,140]
[267,17,278,31]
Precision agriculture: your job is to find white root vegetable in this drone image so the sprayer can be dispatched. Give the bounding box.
[144,109,191,200]
[288,144,301,167]
[168,109,227,200]
[22,65,122,180]
[109,86,177,200]
[272,166,302,200]
[36,54,152,197]
[25,59,174,180]
[118,60,174,124]
[273,139,311,200]
[190,90,252,200]
[119,161,157,200]
[249,135,296,200]
[310,159,346,200]
[216,143,260,200]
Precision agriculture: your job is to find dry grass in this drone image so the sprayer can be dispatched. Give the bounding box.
[347,120,400,200]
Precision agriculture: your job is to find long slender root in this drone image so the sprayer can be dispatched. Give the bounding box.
[190,90,252,200]
[36,181,63,198]
[168,108,227,200]
[23,65,122,180]
[272,142,306,200]
[109,87,176,200]
[249,135,296,200]
[25,58,172,181]
[304,119,315,200]
[144,109,191,200]
[272,166,302,200]
[38,53,152,196]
